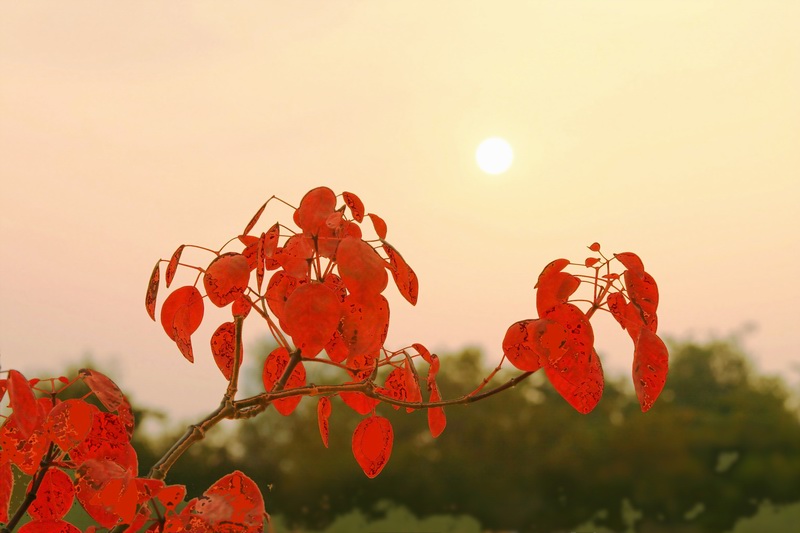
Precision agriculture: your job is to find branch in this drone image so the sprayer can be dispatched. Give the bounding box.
[231,369,536,411]
[147,316,246,482]
[147,404,232,482]
[223,315,245,403]
[2,442,57,533]
[273,349,302,392]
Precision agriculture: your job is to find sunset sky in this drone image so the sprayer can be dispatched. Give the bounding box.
[1,1,798,419]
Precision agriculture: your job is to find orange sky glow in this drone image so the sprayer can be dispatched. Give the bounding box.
[1,1,798,419]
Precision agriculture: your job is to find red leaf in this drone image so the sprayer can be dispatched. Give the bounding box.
[8,369,41,438]
[316,223,343,258]
[145,261,160,321]
[323,273,347,303]
[589,242,601,252]
[70,408,138,474]
[283,282,342,358]
[172,305,197,363]
[243,200,268,236]
[263,222,281,256]
[203,253,250,307]
[117,402,135,437]
[614,252,645,277]
[633,328,669,412]
[624,270,659,330]
[256,232,266,292]
[0,460,12,524]
[534,258,570,288]
[414,345,440,387]
[0,409,49,475]
[262,347,306,416]
[382,367,410,410]
[44,398,94,451]
[341,293,390,362]
[241,236,259,272]
[502,319,569,372]
[18,520,81,533]
[157,485,187,511]
[382,242,419,305]
[165,245,184,288]
[428,383,446,438]
[426,354,440,387]
[76,458,137,527]
[340,358,379,414]
[340,390,379,415]
[344,220,363,239]
[606,291,647,342]
[265,255,281,271]
[535,263,580,317]
[541,303,595,364]
[545,349,604,414]
[193,470,265,531]
[326,210,345,229]
[324,330,349,363]
[232,293,252,318]
[501,319,538,371]
[210,321,238,381]
[79,368,128,413]
[366,213,387,239]
[266,270,301,323]
[584,257,599,268]
[28,468,75,520]
[317,397,332,448]
[160,286,204,362]
[336,236,388,296]
[295,187,337,235]
[133,478,164,504]
[342,191,365,222]
[539,303,600,413]
[239,235,258,247]
[352,415,393,478]
[606,291,631,329]
[277,235,314,280]
[413,343,432,364]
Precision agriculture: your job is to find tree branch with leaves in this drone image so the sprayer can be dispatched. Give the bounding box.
[0,187,668,532]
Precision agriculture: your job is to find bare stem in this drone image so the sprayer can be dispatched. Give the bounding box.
[223,315,245,403]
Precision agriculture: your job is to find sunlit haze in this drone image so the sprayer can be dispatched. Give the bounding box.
[1,1,798,420]
[476,137,514,175]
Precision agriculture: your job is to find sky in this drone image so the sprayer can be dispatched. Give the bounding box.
[1,1,798,420]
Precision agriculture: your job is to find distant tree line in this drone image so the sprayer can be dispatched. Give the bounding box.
[122,338,800,532]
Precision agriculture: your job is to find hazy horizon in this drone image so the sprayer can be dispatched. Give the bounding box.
[2,1,798,419]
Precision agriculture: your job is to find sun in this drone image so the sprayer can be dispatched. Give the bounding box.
[476,137,513,175]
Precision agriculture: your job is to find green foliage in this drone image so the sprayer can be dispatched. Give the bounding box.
[145,338,800,532]
[269,501,481,533]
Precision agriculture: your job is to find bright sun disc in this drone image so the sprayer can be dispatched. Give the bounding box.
[476,137,513,175]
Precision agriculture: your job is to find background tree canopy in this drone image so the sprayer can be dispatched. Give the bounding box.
[55,337,800,532]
